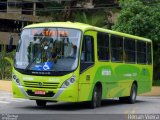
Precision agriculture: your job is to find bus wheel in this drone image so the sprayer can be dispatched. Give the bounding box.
[128,83,137,104]
[36,100,47,107]
[119,83,137,104]
[90,85,102,108]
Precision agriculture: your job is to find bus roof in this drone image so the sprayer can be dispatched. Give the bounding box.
[24,22,151,42]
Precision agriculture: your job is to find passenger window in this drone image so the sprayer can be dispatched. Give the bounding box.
[147,43,152,64]
[124,38,136,63]
[111,35,123,62]
[97,32,110,61]
[137,41,146,64]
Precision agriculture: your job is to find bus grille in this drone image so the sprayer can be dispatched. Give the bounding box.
[23,81,59,89]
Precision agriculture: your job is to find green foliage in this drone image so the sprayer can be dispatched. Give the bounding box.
[74,12,105,27]
[74,11,112,28]
[0,44,15,80]
[112,0,160,80]
[113,0,160,41]
[153,80,160,86]
[37,1,114,27]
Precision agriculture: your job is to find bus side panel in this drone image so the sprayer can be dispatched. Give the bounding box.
[91,64,124,99]
[78,64,152,101]
[78,60,152,102]
[78,63,133,101]
[111,64,152,97]
[137,65,153,94]
[96,63,133,99]
[113,64,152,96]
[78,83,94,101]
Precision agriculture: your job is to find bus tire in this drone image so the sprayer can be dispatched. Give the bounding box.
[119,83,137,104]
[128,83,137,104]
[36,100,47,107]
[89,85,102,108]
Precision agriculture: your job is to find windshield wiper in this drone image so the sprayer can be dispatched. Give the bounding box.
[25,54,37,70]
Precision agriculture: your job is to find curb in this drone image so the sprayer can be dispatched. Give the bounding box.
[140,87,160,96]
[0,80,12,92]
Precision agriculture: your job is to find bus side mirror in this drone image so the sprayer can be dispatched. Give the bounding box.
[8,35,13,51]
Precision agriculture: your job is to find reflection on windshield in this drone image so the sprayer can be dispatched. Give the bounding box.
[15,28,81,72]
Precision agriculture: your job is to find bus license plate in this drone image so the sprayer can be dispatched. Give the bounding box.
[34,90,46,95]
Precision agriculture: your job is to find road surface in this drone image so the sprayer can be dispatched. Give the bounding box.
[0,90,160,120]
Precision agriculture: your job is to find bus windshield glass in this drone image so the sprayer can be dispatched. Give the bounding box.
[15,28,81,72]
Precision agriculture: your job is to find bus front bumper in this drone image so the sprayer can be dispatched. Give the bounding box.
[12,81,78,102]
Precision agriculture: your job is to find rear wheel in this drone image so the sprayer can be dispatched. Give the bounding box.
[36,100,47,107]
[119,83,137,104]
[89,85,102,108]
[128,83,137,104]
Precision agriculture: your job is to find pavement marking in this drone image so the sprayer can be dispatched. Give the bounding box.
[0,91,29,104]
[0,99,28,104]
[12,98,27,101]
[0,97,26,101]
[0,100,10,104]
[7,99,26,102]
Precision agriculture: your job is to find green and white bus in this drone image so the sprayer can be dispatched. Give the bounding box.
[12,22,153,108]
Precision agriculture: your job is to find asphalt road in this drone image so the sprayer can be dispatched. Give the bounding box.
[0,91,160,120]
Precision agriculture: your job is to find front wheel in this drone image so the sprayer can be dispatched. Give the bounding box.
[89,85,102,108]
[36,100,47,107]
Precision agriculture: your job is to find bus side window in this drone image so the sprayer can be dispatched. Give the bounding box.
[111,35,123,62]
[137,41,147,64]
[80,35,94,73]
[124,38,136,63]
[97,32,110,61]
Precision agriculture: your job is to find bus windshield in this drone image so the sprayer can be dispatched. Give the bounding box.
[15,28,81,72]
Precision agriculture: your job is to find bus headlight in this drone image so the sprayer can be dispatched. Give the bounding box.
[61,76,76,88]
[13,74,21,86]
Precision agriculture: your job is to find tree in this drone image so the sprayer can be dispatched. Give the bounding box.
[0,44,15,80]
[112,0,160,80]
[74,10,112,28]
[74,12,105,27]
